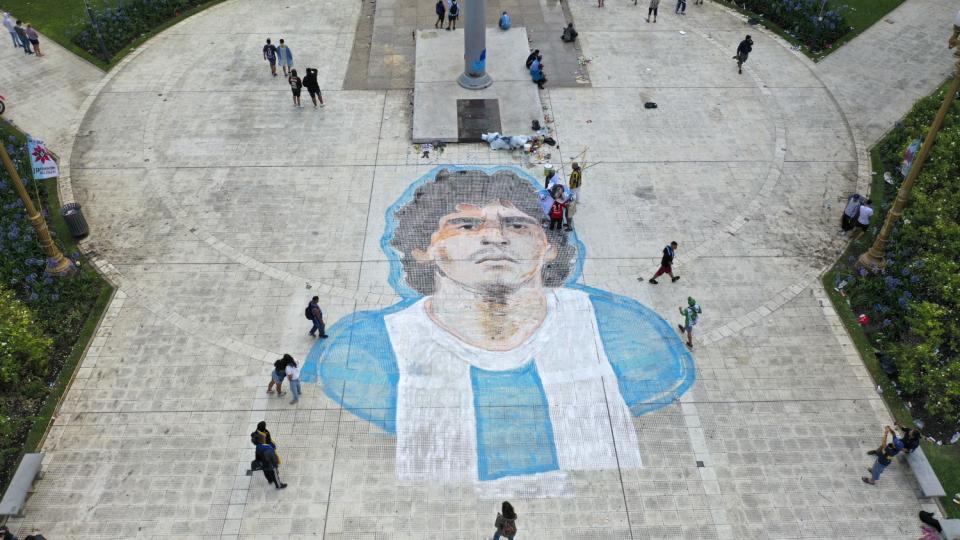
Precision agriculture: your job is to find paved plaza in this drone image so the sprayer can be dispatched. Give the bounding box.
[1,0,958,538]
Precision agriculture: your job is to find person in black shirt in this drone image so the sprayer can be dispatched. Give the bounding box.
[648,241,680,284]
[267,354,294,396]
[288,69,302,107]
[254,433,287,489]
[262,38,278,77]
[734,35,753,74]
[435,0,446,28]
[302,68,324,108]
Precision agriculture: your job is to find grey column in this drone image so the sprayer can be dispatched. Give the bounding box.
[458,0,493,89]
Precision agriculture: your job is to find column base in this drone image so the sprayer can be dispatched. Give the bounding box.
[458,71,493,90]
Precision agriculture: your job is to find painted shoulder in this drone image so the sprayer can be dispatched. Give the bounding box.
[302,306,404,433]
[570,284,696,415]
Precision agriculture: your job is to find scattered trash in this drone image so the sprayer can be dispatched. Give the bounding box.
[644,102,658,109]
[420,143,433,158]
[482,132,530,150]
[857,314,870,326]
[586,119,592,123]
[883,171,894,185]
[678,30,686,35]
[531,120,541,131]
[950,432,960,445]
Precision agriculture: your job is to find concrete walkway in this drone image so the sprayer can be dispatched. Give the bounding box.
[0,0,956,538]
[0,31,102,154]
[816,0,958,145]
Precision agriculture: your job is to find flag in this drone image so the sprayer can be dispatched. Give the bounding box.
[27,136,59,180]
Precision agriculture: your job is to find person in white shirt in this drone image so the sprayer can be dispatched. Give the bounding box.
[285,359,301,405]
[853,198,874,239]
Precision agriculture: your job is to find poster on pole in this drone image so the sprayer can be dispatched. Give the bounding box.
[27,136,59,180]
[900,138,921,177]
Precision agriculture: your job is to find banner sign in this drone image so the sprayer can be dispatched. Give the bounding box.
[900,138,921,177]
[27,136,59,180]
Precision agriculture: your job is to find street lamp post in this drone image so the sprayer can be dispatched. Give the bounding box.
[0,145,75,276]
[458,0,493,89]
[857,11,960,270]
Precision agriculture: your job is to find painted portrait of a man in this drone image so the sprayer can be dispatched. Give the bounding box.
[302,167,694,491]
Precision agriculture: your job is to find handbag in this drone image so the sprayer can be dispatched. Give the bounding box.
[250,459,264,471]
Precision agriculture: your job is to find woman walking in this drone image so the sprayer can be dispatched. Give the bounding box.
[492,502,517,540]
[645,0,660,22]
[277,39,294,76]
[288,69,303,107]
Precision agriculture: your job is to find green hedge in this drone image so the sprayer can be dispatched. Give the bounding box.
[716,0,849,51]
[0,121,108,489]
[73,0,209,62]
[833,86,960,436]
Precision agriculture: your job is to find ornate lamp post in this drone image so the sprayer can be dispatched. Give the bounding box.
[0,145,75,276]
[858,11,960,270]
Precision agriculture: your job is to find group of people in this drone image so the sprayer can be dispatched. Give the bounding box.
[262,38,324,108]
[862,422,922,485]
[539,162,582,231]
[840,192,874,237]
[525,49,547,89]
[2,12,43,57]
[630,0,703,19]
[434,0,460,30]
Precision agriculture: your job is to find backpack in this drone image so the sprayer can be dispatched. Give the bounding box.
[449,3,459,15]
[304,304,313,320]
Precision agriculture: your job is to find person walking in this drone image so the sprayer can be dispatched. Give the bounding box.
[862,440,898,485]
[14,20,31,54]
[24,24,41,56]
[250,421,275,448]
[447,0,460,30]
[564,197,577,231]
[597,0,604,8]
[267,354,293,396]
[568,162,582,200]
[492,501,518,540]
[286,358,302,405]
[302,68,324,108]
[288,68,303,107]
[262,38,278,77]
[648,241,680,284]
[645,0,660,22]
[306,296,328,338]
[678,297,701,349]
[435,0,446,28]
[840,193,862,233]
[2,13,19,49]
[254,433,287,489]
[675,0,686,15]
[735,35,753,74]
[277,39,294,76]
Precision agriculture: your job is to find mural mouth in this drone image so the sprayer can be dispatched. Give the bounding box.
[476,255,517,264]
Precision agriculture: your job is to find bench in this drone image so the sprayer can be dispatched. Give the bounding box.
[0,453,44,517]
[905,448,946,498]
[942,519,960,540]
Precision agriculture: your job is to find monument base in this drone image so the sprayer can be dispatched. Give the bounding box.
[412,27,544,143]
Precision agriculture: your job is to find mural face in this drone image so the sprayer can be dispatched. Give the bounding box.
[303,167,694,495]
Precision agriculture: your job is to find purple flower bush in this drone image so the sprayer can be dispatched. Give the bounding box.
[721,0,850,51]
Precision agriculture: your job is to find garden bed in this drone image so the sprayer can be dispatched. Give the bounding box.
[715,0,905,60]
[0,119,112,491]
[0,0,228,68]
[823,80,960,516]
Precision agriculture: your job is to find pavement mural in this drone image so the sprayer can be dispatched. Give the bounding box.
[303,167,695,494]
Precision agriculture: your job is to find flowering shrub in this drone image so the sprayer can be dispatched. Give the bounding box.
[0,120,107,487]
[73,0,211,62]
[720,0,850,51]
[835,87,960,434]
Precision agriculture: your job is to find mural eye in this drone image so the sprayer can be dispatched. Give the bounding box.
[458,224,475,230]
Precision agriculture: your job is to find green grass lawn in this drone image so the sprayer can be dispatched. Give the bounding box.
[822,127,960,518]
[0,0,227,69]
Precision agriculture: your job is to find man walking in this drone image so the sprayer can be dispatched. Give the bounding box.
[254,433,287,489]
[645,0,660,22]
[447,0,459,31]
[14,20,31,54]
[735,35,753,74]
[306,296,328,338]
[678,297,701,349]
[435,0,446,29]
[648,241,680,284]
[262,38,277,77]
[675,0,686,15]
[2,12,19,48]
